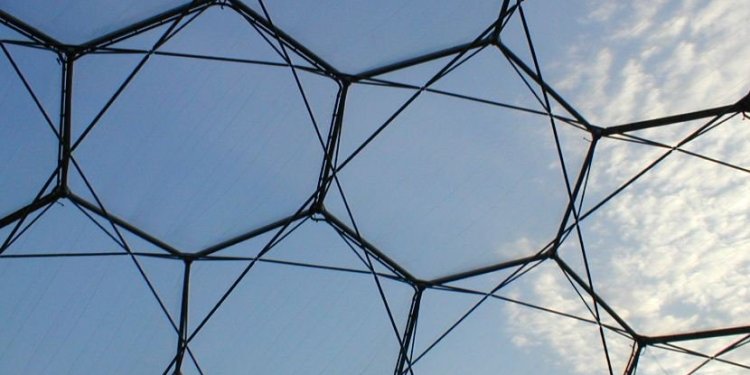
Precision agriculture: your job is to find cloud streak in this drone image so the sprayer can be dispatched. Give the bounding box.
[501,1,750,373]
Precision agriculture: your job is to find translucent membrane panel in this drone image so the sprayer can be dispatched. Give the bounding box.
[73,44,337,251]
[132,256,184,324]
[1,198,125,256]
[0,0,190,44]
[501,1,750,126]
[188,261,413,374]
[245,0,502,73]
[692,358,750,374]
[0,22,31,41]
[331,48,575,279]
[0,257,175,374]
[580,133,675,215]
[698,335,750,374]
[412,279,628,375]
[222,219,373,272]
[427,260,636,373]
[637,346,710,374]
[658,335,750,374]
[569,128,750,335]
[682,114,750,172]
[157,5,287,65]
[0,43,58,218]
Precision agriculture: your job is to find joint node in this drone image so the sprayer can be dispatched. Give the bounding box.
[55,184,71,199]
[737,90,750,114]
[414,280,429,292]
[310,206,326,222]
[590,126,604,139]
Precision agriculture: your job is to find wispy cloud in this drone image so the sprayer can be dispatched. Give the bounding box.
[501,1,750,373]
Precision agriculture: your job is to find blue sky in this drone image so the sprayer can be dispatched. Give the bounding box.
[1,1,749,374]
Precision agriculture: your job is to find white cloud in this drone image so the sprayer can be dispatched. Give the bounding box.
[501,1,750,373]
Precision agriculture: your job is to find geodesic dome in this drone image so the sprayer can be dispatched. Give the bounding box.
[1,1,749,374]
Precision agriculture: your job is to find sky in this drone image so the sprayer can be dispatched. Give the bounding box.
[0,1,749,374]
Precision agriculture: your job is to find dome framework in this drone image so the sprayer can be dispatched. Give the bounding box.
[1,1,749,374]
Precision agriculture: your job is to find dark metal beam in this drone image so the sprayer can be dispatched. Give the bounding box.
[75,0,215,55]
[59,56,73,188]
[0,251,176,259]
[68,193,183,257]
[601,100,746,137]
[432,283,630,337]
[551,136,598,257]
[654,341,750,371]
[395,287,423,375]
[428,251,550,286]
[314,82,348,208]
[197,254,403,282]
[353,38,493,82]
[0,190,59,230]
[642,325,750,345]
[686,334,750,374]
[228,0,341,78]
[497,41,599,133]
[0,9,63,51]
[403,257,547,373]
[357,77,586,127]
[92,47,326,76]
[194,208,313,257]
[555,256,637,337]
[173,260,192,374]
[0,42,60,139]
[322,209,419,284]
[624,342,642,375]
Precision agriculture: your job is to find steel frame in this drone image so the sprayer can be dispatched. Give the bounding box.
[1,1,749,374]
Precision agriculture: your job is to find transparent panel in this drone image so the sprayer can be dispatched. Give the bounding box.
[331,47,573,279]
[637,346,707,375]
[664,334,750,374]
[159,6,286,65]
[682,114,750,172]
[73,19,338,251]
[71,51,144,142]
[501,1,750,124]
[571,134,750,335]
[581,135,666,214]
[702,335,750,374]
[246,0,502,73]
[0,3,746,373]
[188,260,413,374]
[0,43,58,218]
[1,198,124,256]
[413,272,626,375]
[0,256,175,374]
[234,219,372,273]
[134,255,184,325]
[0,0,190,44]
[0,22,32,41]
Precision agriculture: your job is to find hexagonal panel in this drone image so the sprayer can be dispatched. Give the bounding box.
[328,46,589,279]
[564,116,750,335]
[71,7,339,251]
